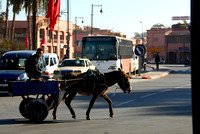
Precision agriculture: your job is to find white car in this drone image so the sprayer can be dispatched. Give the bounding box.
[43,53,59,77]
[53,58,96,79]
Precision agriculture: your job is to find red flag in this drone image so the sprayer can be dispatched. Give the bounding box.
[51,0,60,29]
[46,0,60,31]
[24,34,29,48]
[40,32,46,46]
[46,0,54,30]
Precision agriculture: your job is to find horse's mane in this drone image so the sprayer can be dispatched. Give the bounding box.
[121,70,130,79]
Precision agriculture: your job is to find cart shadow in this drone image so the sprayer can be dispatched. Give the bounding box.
[0,118,83,125]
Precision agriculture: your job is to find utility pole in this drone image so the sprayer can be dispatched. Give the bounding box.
[66,0,70,58]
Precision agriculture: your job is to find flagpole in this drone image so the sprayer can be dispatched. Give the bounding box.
[46,19,49,53]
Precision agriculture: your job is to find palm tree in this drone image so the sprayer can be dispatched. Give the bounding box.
[23,0,48,50]
[4,0,9,39]
[10,0,23,41]
[32,0,48,50]
[23,0,33,50]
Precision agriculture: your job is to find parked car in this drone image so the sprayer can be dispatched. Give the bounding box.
[0,50,48,92]
[53,58,96,79]
[43,53,59,77]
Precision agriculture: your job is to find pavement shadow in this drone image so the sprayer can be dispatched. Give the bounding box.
[71,87,192,117]
[0,118,83,125]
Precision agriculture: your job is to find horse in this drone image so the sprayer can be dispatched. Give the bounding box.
[48,68,132,120]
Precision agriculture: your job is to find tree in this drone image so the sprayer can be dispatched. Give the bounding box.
[32,0,48,50]
[0,12,6,39]
[4,0,9,39]
[23,0,33,50]
[10,0,23,41]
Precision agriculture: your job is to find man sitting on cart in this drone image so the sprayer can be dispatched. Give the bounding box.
[25,48,44,80]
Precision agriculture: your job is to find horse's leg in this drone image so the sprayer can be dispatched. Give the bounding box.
[52,98,60,120]
[86,95,98,120]
[100,94,113,118]
[52,91,68,120]
[65,92,77,119]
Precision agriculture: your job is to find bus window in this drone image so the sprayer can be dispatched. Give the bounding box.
[82,41,116,60]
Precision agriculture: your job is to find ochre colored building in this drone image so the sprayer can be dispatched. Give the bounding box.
[8,16,73,59]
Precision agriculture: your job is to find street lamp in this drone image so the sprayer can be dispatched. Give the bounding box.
[75,17,84,57]
[91,4,103,35]
[140,21,144,45]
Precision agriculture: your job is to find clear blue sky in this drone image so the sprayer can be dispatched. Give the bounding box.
[1,0,190,38]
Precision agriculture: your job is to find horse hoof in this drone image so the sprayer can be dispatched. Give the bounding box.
[110,114,114,118]
[53,117,58,120]
[86,116,91,120]
[72,115,76,119]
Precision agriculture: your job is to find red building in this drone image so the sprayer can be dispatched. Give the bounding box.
[8,16,126,59]
[73,26,126,57]
[147,23,190,64]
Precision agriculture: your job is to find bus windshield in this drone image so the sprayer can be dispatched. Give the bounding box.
[82,41,117,60]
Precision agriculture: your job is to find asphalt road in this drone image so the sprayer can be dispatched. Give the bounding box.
[0,65,192,134]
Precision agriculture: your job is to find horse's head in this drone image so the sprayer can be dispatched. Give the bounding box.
[117,68,132,93]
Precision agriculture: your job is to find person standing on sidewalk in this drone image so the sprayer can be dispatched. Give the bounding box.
[155,54,160,69]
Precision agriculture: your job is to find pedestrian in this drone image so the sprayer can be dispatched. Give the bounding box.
[25,48,44,79]
[155,54,160,69]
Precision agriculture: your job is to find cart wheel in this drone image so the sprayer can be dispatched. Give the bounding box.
[25,99,49,122]
[19,98,33,119]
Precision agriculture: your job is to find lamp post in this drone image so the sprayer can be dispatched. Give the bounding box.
[75,17,84,57]
[67,0,70,58]
[91,4,103,35]
[60,0,70,58]
[140,21,144,45]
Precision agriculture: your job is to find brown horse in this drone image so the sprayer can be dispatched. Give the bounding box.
[50,68,132,120]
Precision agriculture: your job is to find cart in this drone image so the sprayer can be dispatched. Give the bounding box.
[12,80,59,122]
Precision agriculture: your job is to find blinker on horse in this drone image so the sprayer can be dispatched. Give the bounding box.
[50,68,132,120]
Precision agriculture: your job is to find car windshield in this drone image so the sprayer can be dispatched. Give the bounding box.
[60,60,85,67]
[0,57,27,70]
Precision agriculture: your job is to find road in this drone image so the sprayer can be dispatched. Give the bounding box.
[0,65,192,134]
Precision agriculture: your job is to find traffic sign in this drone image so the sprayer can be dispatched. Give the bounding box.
[134,45,146,56]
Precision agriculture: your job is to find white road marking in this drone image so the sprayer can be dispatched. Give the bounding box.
[115,99,135,107]
[114,83,191,107]
[160,89,172,93]
[140,93,157,99]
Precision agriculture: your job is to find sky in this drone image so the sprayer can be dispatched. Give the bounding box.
[1,0,190,38]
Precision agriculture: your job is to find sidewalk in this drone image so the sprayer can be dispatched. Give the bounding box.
[130,65,172,79]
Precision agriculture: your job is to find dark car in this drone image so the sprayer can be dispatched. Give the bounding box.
[0,50,47,92]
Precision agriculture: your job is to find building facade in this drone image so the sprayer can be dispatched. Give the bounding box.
[8,16,73,59]
[147,23,190,64]
[8,16,126,60]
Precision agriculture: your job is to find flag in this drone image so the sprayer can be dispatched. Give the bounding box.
[24,34,29,48]
[46,0,54,30]
[40,32,46,46]
[46,0,60,31]
[51,0,60,29]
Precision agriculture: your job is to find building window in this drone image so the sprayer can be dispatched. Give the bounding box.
[179,35,190,43]
[153,37,159,42]
[167,36,178,43]
[60,31,64,43]
[40,29,45,39]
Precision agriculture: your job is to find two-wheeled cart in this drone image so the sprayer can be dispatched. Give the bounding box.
[12,80,59,122]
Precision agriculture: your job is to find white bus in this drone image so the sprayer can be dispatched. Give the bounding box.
[82,36,139,73]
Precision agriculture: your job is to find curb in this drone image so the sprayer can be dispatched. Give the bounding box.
[130,69,172,79]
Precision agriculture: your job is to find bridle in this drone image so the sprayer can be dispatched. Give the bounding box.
[118,70,127,92]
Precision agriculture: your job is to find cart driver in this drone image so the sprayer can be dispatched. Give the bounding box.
[25,48,44,80]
